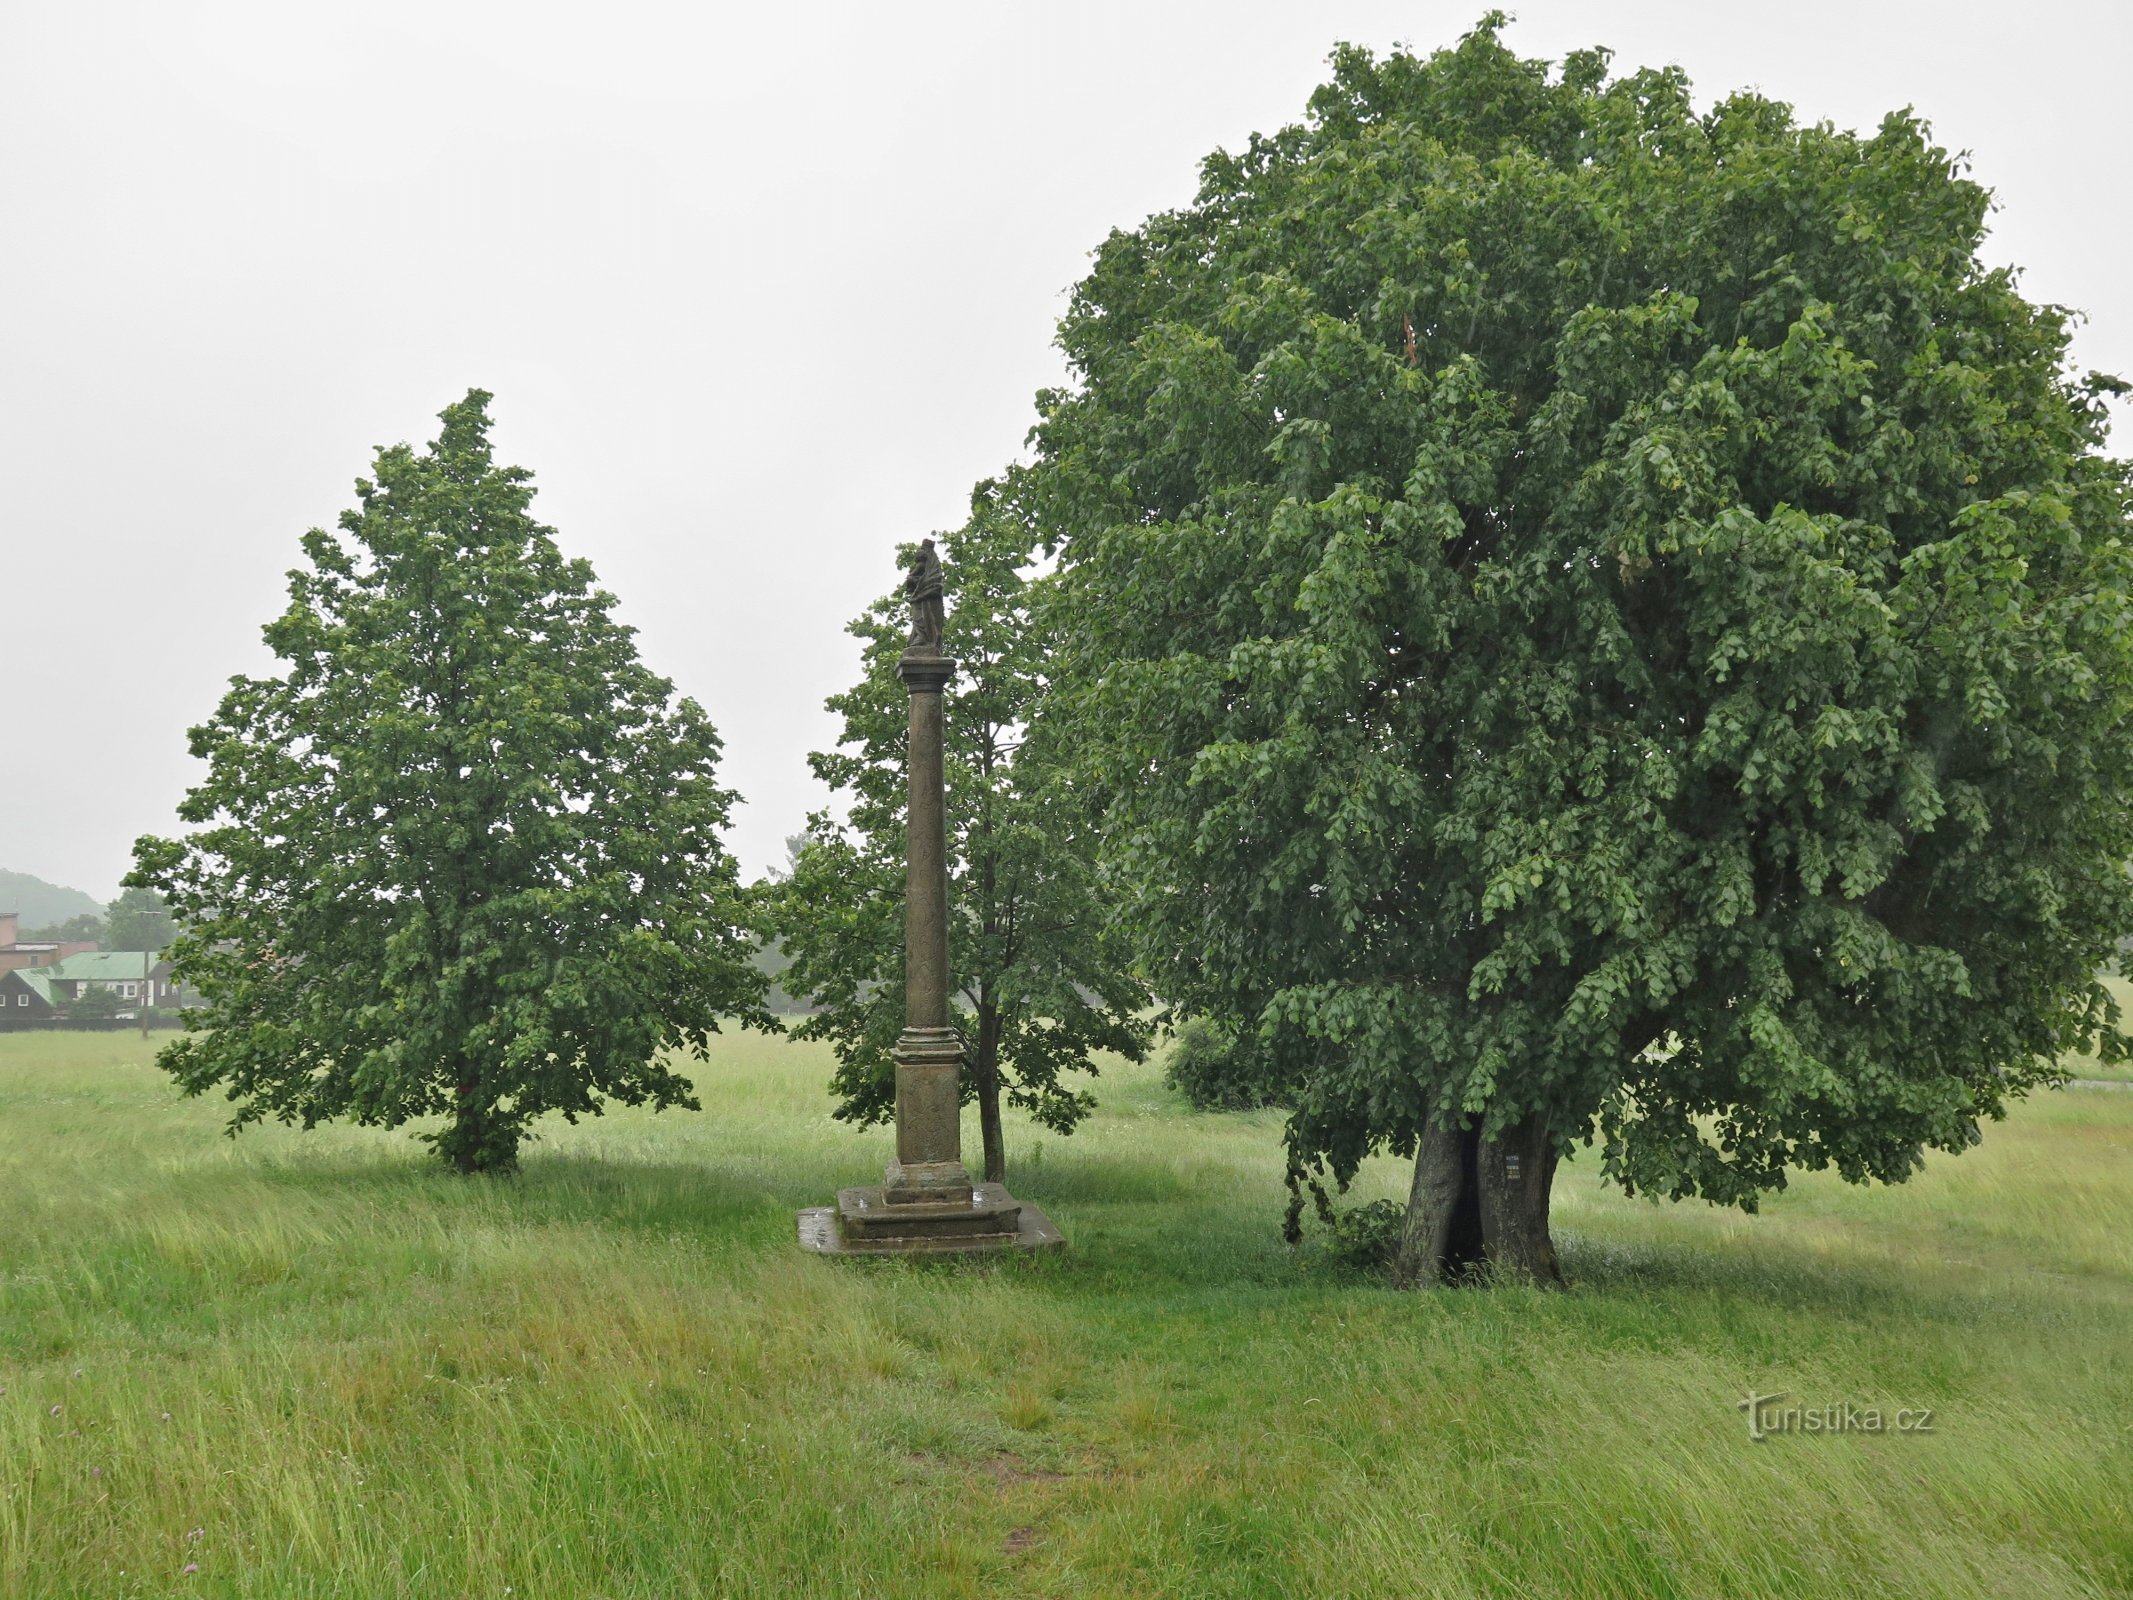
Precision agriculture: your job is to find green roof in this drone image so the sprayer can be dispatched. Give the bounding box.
[14,970,54,1005]
[45,951,158,982]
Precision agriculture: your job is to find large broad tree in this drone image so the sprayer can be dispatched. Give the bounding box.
[1032,19,2133,1284]
[132,392,773,1173]
[103,887,177,952]
[773,485,1150,1182]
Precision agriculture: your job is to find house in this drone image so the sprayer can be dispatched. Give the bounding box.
[41,950,187,1011]
[0,967,60,1024]
[0,910,99,974]
[0,950,195,1026]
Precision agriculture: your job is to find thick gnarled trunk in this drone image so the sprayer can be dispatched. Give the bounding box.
[1392,1114,1563,1288]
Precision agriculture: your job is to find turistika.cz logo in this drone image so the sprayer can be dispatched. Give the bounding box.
[1737,1391,1936,1442]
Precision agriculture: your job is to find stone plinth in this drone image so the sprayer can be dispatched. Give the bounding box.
[799,1184,1064,1257]
[885,1024,970,1204]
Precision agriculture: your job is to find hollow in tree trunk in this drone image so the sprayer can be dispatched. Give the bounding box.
[1390,1113,1562,1288]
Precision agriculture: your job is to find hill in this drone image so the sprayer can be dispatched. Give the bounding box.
[0,868,104,928]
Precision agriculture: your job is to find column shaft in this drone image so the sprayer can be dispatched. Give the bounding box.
[903,681,950,1031]
[887,653,969,1202]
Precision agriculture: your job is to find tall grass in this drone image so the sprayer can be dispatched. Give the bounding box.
[1,1029,2127,1598]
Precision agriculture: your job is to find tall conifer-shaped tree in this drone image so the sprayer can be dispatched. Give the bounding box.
[132,391,773,1172]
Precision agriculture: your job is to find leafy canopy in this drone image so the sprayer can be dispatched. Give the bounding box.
[104,887,177,952]
[132,392,773,1171]
[1034,19,2133,1207]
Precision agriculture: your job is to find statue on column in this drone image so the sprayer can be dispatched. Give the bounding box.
[905,538,945,653]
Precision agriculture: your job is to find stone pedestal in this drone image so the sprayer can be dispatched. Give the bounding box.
[798,1183,1065,1256]
[799,623,1063,1259]
[884,1024,970,1204]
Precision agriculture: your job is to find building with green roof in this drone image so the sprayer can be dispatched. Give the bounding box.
[0,967,60,1023]
[0,950,193,1026]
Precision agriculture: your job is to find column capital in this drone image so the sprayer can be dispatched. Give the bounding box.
[897,652,957,693]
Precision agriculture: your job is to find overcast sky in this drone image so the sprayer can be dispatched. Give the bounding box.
[3,1,2126,899]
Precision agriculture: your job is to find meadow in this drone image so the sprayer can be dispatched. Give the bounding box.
[1,1027,2127,1600]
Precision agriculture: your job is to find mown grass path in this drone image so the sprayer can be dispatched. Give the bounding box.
[2,1030,2128,1598]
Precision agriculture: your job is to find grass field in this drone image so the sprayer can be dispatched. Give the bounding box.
[1,1029,2128,1600]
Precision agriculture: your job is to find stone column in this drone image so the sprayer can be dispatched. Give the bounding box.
[794,542,1062,1257]
[881,650,974,1206]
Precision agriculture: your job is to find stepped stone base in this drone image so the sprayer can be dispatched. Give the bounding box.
[797,1182,1064,1257]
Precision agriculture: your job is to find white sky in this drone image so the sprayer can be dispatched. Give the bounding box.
[3,1,2126,898]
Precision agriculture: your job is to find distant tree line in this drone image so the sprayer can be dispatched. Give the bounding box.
[23,887,178,951]
[21,913,102,944]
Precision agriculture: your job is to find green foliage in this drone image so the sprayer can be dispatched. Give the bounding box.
[1314,1193,1407,1274]
[771,484,1151,1177]
[1033,22,2133,1210]
[102,886,176,952]
[63,985,125,1021]
[1162,1016,1284,1112]
[21,913,103,944]
[129,391,774,1172]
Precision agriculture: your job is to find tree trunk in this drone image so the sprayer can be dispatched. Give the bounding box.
[974,1000,1005,1184]
[444,1097,484,1174]
[1391,1114,1562,1288]
[1476,1114,1562,1287]
[439,1073,516,1175]
[1391,1122,1484,1286]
